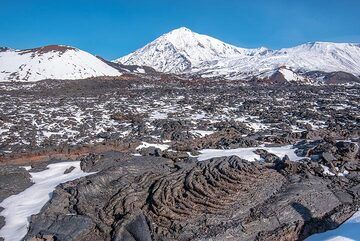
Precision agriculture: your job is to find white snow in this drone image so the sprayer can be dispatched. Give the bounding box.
[195,145,303,162]
[297,120,327,130]
[136,141,170,151]
[291,125,306,133]
[134,67,146,74]
[279,68,306,82]
[320,164,336,176]
[115,27,360,80]
[21,166,32,171]
[305,209,360,241]
[0,45,122,82]
[320,165,349,177]
[234,115,269,131]
[131,153,142,156]
[190,130,215,137]
[0,161,94,241]
[149,111,168,120]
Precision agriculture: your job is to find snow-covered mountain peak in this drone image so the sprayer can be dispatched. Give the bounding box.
[115,28,360,81]
[160,27,235,51]
[114,27,263,73]
[0,45,122,82]
[162,27,249,57]
[165,26,192,35]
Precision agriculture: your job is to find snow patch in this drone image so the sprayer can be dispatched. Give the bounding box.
[0,161,94,241]
[190,130,215,137]
[136,142,170,151]
[196,145,303,162]
[279,68,305,82]
[305,209,360,241]
[320,164,349,177]
[134,67,146,74]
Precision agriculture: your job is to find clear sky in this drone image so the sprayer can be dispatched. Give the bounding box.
[1,0,359,60]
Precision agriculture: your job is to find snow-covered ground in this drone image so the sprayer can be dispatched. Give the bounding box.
[2,84,354,154]
[0,161,94,241]
[305,209,360,241]
[195,145,303,162]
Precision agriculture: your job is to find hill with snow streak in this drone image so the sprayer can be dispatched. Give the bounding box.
[115,27,360,80]
[0,45,122,82]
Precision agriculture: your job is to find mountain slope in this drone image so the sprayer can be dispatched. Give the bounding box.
[114,27,268,73]
[0,45,122,82]
[115,28,360,80]
[277,42,360,74]
[200,42,360,79]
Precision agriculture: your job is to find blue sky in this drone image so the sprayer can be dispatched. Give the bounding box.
[1,0,359,59]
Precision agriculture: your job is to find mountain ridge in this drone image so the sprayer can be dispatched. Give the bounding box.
[115,27,360,81]
[1,28,360,83]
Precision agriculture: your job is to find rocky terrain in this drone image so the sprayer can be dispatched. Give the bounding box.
[0,73,359,240]
[0,75,358,158]
[23,140,360,241]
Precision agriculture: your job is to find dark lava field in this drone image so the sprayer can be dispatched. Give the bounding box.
[0,75,359,241]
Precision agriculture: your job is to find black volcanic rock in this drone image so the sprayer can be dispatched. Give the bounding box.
[97,55,158,75]
[0,165,33,230]
[19,45,76,55]
[0,166,32,202]
[23,151,360,241]
[268,70,288,83]
[324,71,360,84]
[0,71,359,240]
[0,47,10,52]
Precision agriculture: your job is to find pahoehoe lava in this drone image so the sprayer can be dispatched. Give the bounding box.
[24,147,360,241]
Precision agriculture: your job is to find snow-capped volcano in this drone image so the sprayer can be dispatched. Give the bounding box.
[0,45,122,82]
[115,28,360,80]
[114,27,268,73]
[200,41,360,79]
